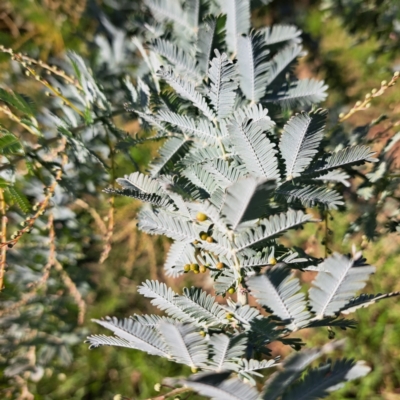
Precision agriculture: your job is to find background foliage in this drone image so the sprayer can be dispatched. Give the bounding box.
[0,0,399,399]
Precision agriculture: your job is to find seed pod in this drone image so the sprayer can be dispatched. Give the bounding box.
[199,232,208,240]
[196,212,208,222]
[216,262,224,270]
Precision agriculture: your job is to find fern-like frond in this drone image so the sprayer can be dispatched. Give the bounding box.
[281,359,371,400]
[149,137,191,176]
[158,66,215,120]
[103,188,175,210]
[138,209,197,241]
[145,0,194,34]
[237,31,270,102]
[116,171,163,194]
[340,292,400,315]
[0,130,24,156]
[279,109,327,179]
[230,119,279,179]
[157,110,219,143]
[247,266,311,330]
[306,145,377,176]
[262,25,302,47]
[235,210,312,252]
[138,280,197,323]
[261,348,324,400]
[180,145,226,167]
[0,88,35,116]
[221,0,251,53]
[265,78,328,109]
[276,184,344,210]
[209,334,247,371]
[164,241,196,277]
[208,50,238,120]
[196,15,226,74]
[203,159,246,188]
[221,176,276,230]
[182,164,222,195]
[266,44,305,88]
[214,269,237,294]
[233,104,275,132]
[86,334,141,349]
[150,38,200,80]
[174,287,229,327]
[90,317,170,357]
[158,323,208,368]
[166,371,260,400]
[311,170,351,187]
[237,358,277,378]
[308,253,376,319]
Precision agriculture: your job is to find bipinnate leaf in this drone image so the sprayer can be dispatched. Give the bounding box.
[158,66,215,120]
[209,334,247,371]
[340,291,400,315]
[208,50,238,120]
[247,266,311,330]
[196,15,227,74]
[220,0,251,53]
[262,348,324,400]
[166,371,260,400]
[230,118,279,180]
[158,323,208,368]
[221,176,275,231]
[308,253,376,319]
[281,359,371,399]
[237,31,270,102]
[266,78,328,108]
[235,210,313,252]
[89,317,169,357]
[280,109,327,179]
[262,24,302,47]
[138,209,197,242]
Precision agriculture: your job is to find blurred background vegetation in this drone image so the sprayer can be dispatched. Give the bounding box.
[0,0,399,399]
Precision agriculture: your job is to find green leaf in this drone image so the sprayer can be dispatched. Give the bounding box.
[0,88,35,116]
[5,186,30,213]
[0,129,24,156]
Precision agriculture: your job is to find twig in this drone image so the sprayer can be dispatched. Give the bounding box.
[54,259,86,325]
[0,213,56,316]
[74,199,107,235]
[147,387,192,400]
[339,72,399,122]
[0,189,7,290]
[1,138,67,250]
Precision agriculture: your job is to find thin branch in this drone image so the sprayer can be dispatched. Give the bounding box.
[0,188,7,290]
